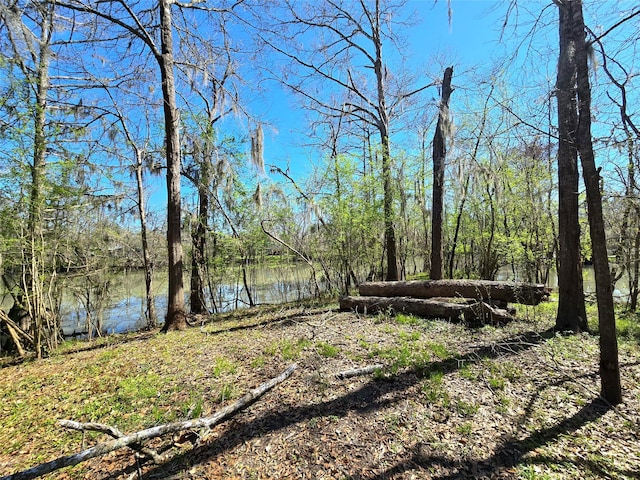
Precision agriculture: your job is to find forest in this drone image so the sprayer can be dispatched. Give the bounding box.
[1,1,640,479]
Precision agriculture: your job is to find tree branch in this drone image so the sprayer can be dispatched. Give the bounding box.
[1,364,298,480]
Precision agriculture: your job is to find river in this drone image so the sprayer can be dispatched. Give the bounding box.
[60,263,318,337]
[58,264,630,337]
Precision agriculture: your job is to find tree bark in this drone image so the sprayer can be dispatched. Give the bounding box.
[190,148,210,315]
[359,280,549,305]
[372,0,399,281]
[555,0,588,332]
[570,0,622,404]
[134,150,157,328]
[430,66,454,280]
[339,296,513,324]
[159,0,186,331]
[2,364,297,480]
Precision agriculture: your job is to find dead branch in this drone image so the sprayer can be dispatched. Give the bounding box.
[58,420,164,463]
[335,364,384,379]
[1,364,298,480]
[0,310,30,356]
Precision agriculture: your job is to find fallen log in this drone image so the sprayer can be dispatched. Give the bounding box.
[1,364,298,480]
[339,296,514,325]
[359,280,550,305]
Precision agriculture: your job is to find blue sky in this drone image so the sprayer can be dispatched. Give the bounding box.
[255,0,513,182]
[141,0,638,219]
[141,0,529,216]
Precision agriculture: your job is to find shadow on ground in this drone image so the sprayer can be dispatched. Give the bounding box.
[351,398,620,479]
[121,326,617,480]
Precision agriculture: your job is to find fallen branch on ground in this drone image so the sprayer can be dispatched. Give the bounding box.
[58,420,164,463]
[335,364,384,379]
[1,364,298,480]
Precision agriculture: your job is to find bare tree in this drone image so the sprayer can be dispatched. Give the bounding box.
[430,66,453,280]
[261,0,436,281]
[178,22,245,315]
[592,25,640,311]
[100,90,158,328]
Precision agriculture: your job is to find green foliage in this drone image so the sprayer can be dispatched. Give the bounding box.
[428,342,453,360]
[456,422,473,435]
[313,153,385,291]
[315,341,340,358]
[215,383,237,403]
[395,313,420,326]
[616,311,640,342]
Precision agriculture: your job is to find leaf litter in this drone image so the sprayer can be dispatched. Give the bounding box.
[0,301,639,479]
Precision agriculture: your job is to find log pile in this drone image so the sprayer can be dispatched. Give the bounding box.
[339,279,550,325]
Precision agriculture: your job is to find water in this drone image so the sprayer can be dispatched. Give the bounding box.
[40,264,639,337]
[60,263,318,337]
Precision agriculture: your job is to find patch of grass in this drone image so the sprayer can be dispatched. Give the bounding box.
[118,373,161,400]
[265,337,311,360]
[370,343,426,374]
[212,357,238,377]
[488,375,505,390]
[456,422,473,435]
[96,349,118,362]
[518,464,553,480]
[480,360,521,392]
[180,395,204,419]
[250,355,267,368]
[617,311,640,341]
[315,341,340,358]
[459,363,477,380]
[421,370,450,406]
[398,330,420,342]
[396,313,420,326]
[455,400,479,417]
[374,307,396,323]
[428,342,453,360]
[496,394,511,413]
[500,362,523,381]
[215,383,237,403]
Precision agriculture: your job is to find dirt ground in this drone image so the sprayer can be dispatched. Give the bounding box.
[1,302,639,479]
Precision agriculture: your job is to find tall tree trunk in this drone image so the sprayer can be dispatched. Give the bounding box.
[430,66,454,280]
[372,0,399,281]
[159,0,186,331]
[555,0,588,332]
[571,0,622,404]
[190,205,209,315]
[134,151,157,328]
[190,147,210,315]
[380,131,399,281]
[28,4,55,357]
